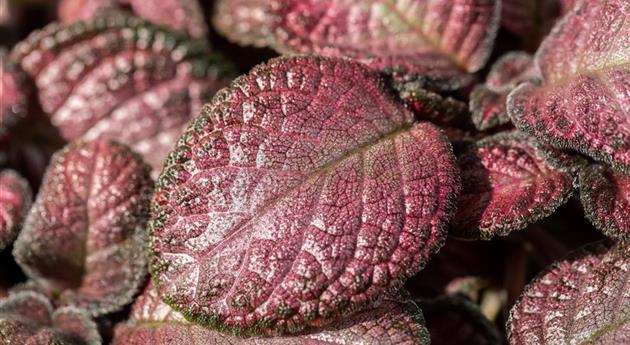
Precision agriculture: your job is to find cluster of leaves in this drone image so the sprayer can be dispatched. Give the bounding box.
[0,0,628,344]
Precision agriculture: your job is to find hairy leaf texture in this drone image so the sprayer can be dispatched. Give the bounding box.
[470,52,537,131]
[0,48,28,136]
[507,0,630,172]
[451,131,573,240]
[508,241,630,345]
[214,0,500,90]
[113,282,430,344]
[0,291,101,345]
[58,0,208,39]
[396,82,471,129]
[0,170,32,251]
[149,56,460,334]
[421,296,501,345]
[578,165,629,241]
[11,13,232,174]
[13,139,153,316]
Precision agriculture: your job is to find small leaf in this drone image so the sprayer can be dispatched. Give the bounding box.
[508,241,630,345]
[420,296,501,345]
[0,170,32,251]
[0,48,28,136]
[149,55,460,334]
[0,291,101,345]
[578,164,629,241]
[507,0,630,172]
[113,282,430,344]
[214,0,500,90]
[396,82,472,129]
[13,138,153,316]
[470,52,537,131]
[451,131,574,240]
[11,13,233,173]
[58,0,208,39]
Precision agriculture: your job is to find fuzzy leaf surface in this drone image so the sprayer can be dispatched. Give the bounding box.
[508,241,630,345]
[13,138,153,316]
[507,0,630,172]
[11,14,231,173]
[149,56,460,334]
[0,170,32,251]
[451,131,573,240]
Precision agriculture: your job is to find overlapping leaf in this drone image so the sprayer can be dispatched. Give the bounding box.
[0,48,28,136]
[470,52,537,131]
[214,0,500,90]
[578,164,629,241]
[507,0,630,172]
[0,291,101,345]
[58,0,208,38]
[149,56,460,334]
[0,169,32,251]
[113,282,430,344]
[451,131,573,240]
[13,138,153,316]
[508,241,630,344]
[11,13,233,174]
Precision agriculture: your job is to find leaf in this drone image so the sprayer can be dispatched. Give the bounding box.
[451,131,574,240]
[113,282,430,344]
[578,164,629,241]
[13,138,153,316]
[149,55,461,335]
[396,82,472,129]
[0,291,101,345]
[508,241,630,345]
[420,296,501,345]
[0,48,28,137]
[213,0,500,90]
[501,0,572,47]
[0,170,32,251]
[507,0,630,172]
[58,0,208,39]
[11,13,233,174]
[470,52,537,131]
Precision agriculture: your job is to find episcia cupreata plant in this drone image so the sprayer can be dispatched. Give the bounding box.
[0,0,628,344]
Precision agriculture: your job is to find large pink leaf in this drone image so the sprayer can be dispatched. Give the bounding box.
[451,131,574,240]
[0,48,28,136]
[13,138,153,316]
[0,169,32,251]
[508,241,630,344]
[149,56,461,334]
[11,13,232,174]
[113,282,430,344]
[578,164,629,241]
[507,0,630,172]
[214,0,500,90]
[0,291,101,345]
[58,0,208,39]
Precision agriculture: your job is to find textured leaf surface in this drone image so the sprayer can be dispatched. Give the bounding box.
[578,165,629,241]
[13,138,153,316]
[451,131,573,240]
[470,52,536,131]
[421,296,501,345]
[58,0,208,38]
[214,0,500,90]
[149,56,460,334]
[0,291,101,345]
[11,14,232,173]
[507,0,630,172]
[0,49,28,136]
[396,82,471,129]
[508,241,630,345]
[113,282,429,344]
[0,170,32,251]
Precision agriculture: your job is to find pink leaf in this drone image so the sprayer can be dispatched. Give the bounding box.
[452,131,574,240]
[214,0,500,90]
[113,282,430,344]
[507,0,630,172]
[397,83,472,129]
[0,170,32,251]
[0,291,101,345]
[149,56,461,334]
[578,165,629,241]
[0,48,28,136]
[508,241,630,344]
[11,13,232,174]
[13,138,153,316]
